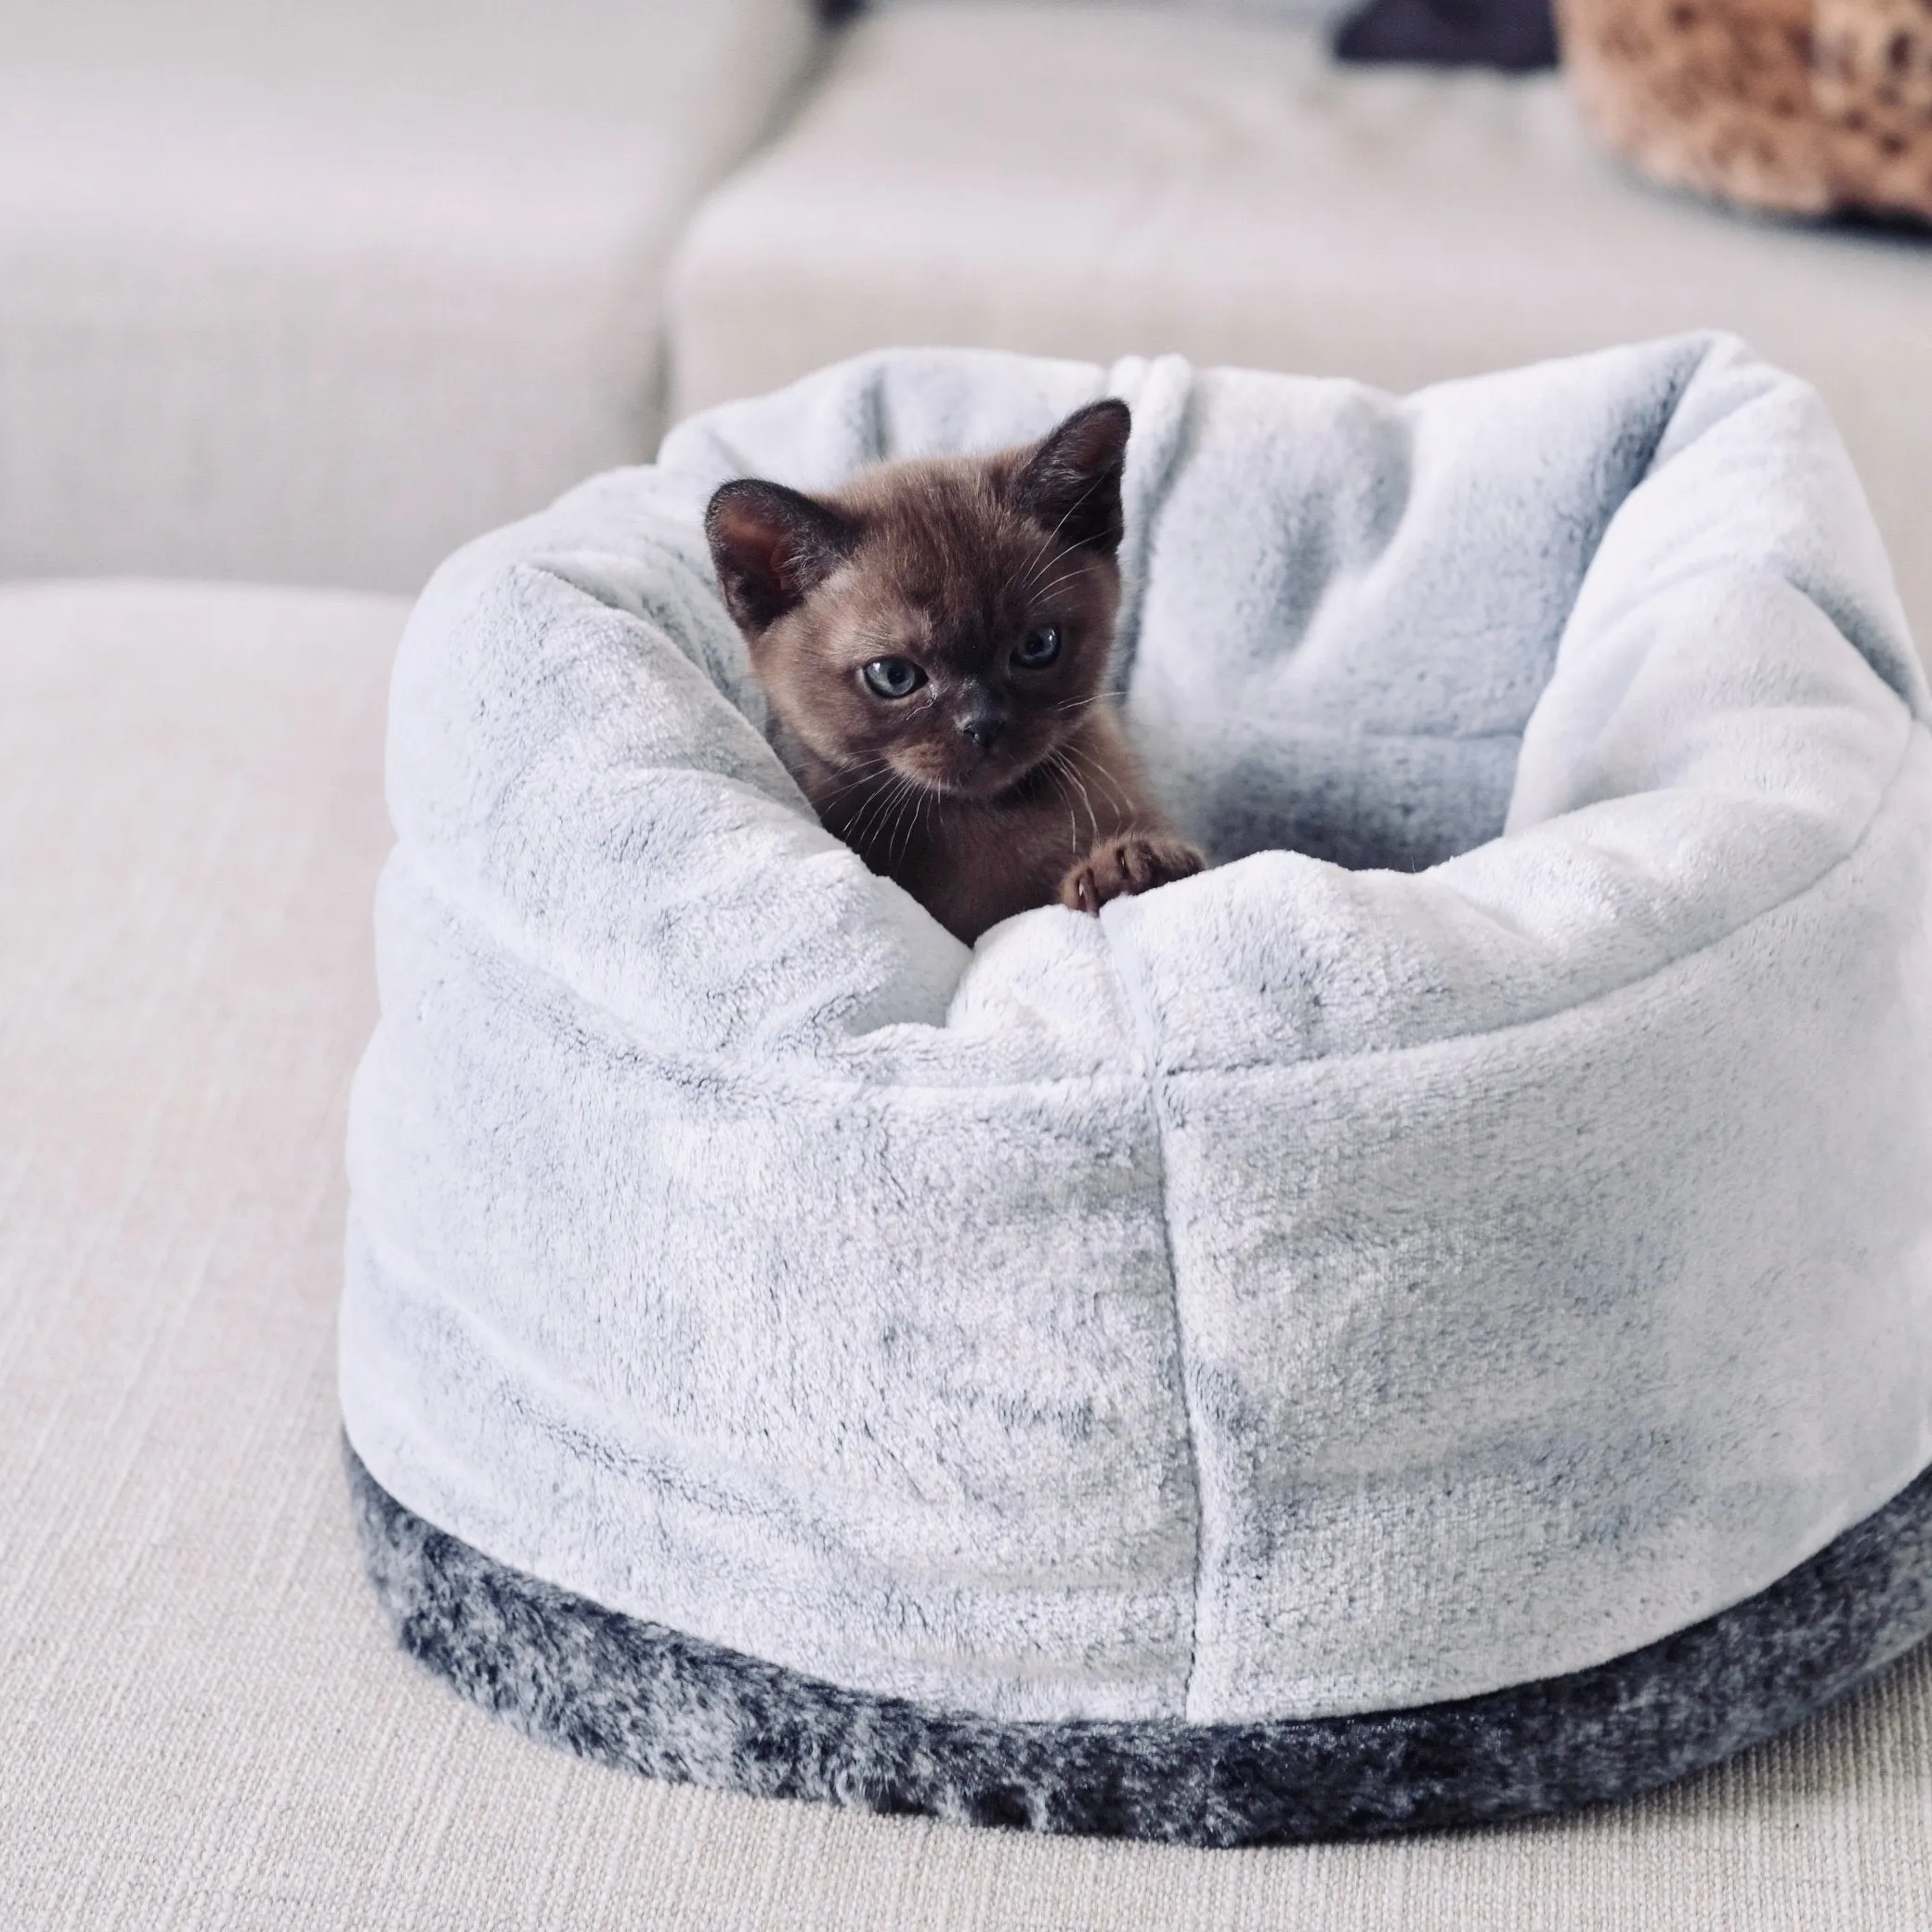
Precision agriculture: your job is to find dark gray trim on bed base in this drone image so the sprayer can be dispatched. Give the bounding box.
[346,1442,1932,1846]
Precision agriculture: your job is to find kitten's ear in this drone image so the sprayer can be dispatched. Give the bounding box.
[1009,398,1131,557]
[705,479,857,635]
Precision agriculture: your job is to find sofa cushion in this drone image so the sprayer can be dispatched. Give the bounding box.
[0,0,819,592]
[666,3,1932,651]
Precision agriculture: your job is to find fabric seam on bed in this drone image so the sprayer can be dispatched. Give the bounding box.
[1099,891,1208,1719]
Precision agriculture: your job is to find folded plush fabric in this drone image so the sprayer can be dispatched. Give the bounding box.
[342,335,1932,1837]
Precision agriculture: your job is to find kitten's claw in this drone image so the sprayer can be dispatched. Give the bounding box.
[1061,833,1206,916]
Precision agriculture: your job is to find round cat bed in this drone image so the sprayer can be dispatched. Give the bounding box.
[341,334,1932,1844]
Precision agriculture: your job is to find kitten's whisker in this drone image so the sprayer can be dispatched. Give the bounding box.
[814,754,901,814]
[1062,739,1136,821]
[847,771,909,852]
[817,751,897,791]
[1021,566,1093,606]
[826,745,899,773]
[1000,521,1065,607]
[1014,472,1113,598]
[996,462,1112,610]
[865,778,901,860]
[883,774,917,856]
[1051,747,1102,850]
[891,774,932,870]
[888,777,927,870]
[1047,751,1081,859]
[862,770,932,858]
[820,763,897,803]
[1078,751,1137,821]
[838,767,891,845]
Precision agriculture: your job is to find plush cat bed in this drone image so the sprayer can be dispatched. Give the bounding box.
[341,333,1932,1844]
[1559,0,1932,224]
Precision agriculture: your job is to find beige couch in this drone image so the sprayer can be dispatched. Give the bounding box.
[0,0,818,590]
[669,4,1932,649]
[4,580,1930,1930]
[1,0,1925,623]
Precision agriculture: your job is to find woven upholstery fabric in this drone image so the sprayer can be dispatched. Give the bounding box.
[5,579,1932,1925]
[665,4,1932,651]
[0,0,818,593]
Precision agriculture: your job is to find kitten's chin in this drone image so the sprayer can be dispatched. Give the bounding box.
[896,761,1035,804]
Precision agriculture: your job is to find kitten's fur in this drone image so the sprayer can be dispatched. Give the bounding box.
[705,401,1205,945]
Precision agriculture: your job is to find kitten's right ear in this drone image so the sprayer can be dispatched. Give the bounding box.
[705,479,857,636]
[1009,398,1132,556]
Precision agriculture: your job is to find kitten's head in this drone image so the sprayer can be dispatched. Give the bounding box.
[705,400,1130,803]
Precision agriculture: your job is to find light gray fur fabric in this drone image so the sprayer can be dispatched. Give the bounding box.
[341,333,1932,1734]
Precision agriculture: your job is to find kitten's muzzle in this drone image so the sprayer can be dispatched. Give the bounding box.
[958,712,1005,752]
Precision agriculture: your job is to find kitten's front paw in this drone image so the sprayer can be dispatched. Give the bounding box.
[1061,833,1206,917]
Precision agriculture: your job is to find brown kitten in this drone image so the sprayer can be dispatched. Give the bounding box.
[704,400,1205,946]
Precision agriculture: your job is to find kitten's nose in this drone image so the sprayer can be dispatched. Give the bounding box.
[959,714,1004,751]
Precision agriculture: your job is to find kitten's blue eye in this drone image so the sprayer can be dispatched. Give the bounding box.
[862,657,926,699]
[1014,625,1061,669]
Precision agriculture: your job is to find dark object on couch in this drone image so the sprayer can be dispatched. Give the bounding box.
[1335,0,1560,70]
